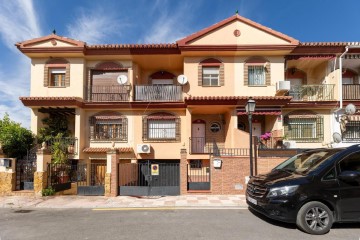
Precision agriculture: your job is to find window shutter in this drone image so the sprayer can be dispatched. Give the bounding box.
[219,64,224,86]
[244,65,248,86]
[44,66,49,87]
[198,65,202,86]
[65,64,70,87]
[265,62,271,86]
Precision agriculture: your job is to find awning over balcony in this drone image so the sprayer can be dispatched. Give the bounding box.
[237,108,281,116]
[348,115,360,121]
[83,147,133,153]
[285,54,335,60]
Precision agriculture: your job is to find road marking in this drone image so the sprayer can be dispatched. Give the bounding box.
[92,207,248,211]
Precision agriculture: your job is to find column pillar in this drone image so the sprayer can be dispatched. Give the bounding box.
[180,148,188,195]
[0,158,16,195]
[34,148,52,196]
[105,149,119,197]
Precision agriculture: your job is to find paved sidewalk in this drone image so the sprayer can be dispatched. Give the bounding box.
[0,195,248,209]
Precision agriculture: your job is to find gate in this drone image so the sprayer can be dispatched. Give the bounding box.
[47,163,72,192]
[16,147,37,190]
[76,162,106,196]
[119,160,180,196]
[187,164,210,191]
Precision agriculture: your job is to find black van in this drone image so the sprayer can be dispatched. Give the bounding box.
[246,145,360,235]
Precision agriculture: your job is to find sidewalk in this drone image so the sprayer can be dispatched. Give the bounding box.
[0,195,248,209]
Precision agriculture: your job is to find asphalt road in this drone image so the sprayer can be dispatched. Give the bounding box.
[0,208,359,240]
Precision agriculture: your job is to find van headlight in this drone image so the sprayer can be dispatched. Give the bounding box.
[267,185,299,198]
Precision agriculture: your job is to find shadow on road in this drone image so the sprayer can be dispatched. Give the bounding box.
[248,207,296,230]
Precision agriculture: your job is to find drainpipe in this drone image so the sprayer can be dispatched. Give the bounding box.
[336,46,349,112]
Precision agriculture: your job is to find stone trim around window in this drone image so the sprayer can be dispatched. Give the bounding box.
[244,57,270,86]
[198,58,224,86]
[44,58,70,87]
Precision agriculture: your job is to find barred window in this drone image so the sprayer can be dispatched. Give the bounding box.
[343,121,360,142]
[248,65,266,85]
[90,114,127,141]
[284,114,323,142]
[143,113,180,142]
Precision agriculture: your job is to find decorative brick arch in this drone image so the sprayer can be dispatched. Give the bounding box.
[150,71,176,80]
[45,57,69,64]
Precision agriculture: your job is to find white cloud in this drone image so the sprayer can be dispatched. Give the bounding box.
[0,0,41,129]
[141,3,194,43]
[66,7,128,44]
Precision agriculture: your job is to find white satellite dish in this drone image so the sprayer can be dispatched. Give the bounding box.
[117,75,128,85]
[345,103,357,115]
[333,132,342,143]
[177,74,188,85]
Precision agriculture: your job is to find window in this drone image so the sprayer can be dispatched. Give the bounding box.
[245,57,270,86]
[49,69,66,87]
[284,113,324,142]
[339,152,360,173]
[198,58,224,86]
[248,65,266,85]
[210,122,221,133]
[90,113,127,141]
[202,67,219,86]
[343,121,360,142]
[143,113,180,142]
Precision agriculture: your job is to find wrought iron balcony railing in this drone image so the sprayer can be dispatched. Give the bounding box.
[343,84,360,100]
[289,84,335,101]
[135,85,182,101]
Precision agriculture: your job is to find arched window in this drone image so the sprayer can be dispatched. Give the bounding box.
[283,110,323,142]
[143,112,180,141]
[198,58,224,86]
[244,57,270,86]
[89,111,128,141]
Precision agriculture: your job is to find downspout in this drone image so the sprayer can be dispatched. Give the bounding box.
[336,46,349,112]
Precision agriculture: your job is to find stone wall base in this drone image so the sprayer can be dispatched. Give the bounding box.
[34,171,48,196]
[0,172,15,195]
[105,173,111,197]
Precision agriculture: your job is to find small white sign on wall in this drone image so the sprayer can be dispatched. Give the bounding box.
[213,158,222,168]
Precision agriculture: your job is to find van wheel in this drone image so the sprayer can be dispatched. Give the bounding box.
[296,201,333,235]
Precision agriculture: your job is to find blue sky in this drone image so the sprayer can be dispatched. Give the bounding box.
[1,0,360,129]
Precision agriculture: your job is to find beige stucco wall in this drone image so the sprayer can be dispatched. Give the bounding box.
[31,58,85,98]
[189,21,292,45]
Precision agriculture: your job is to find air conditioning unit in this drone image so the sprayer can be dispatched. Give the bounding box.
[137,144,151,154]
[276,81,291,91]
[283,140,297,149]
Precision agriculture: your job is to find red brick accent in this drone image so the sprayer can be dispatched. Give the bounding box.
[180,148,188,195]
[256,157,287,174]
[108,150,119,197]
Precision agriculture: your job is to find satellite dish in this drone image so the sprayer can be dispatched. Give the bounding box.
[177,74,188,85]
[333,132,342,143]
[345,103,357,115]
[117,75,128,85]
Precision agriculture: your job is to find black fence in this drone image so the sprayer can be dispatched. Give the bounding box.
[187,165,210,191]
[47,163,74,192]
[16,160,37,190]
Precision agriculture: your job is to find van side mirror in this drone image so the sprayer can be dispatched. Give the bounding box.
[338,171,360,183]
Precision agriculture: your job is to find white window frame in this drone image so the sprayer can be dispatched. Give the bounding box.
[202,67,219,86]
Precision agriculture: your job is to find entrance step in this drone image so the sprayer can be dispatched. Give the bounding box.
[10,190,35,197]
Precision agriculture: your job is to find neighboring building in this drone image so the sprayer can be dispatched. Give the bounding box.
[16,14,360,196]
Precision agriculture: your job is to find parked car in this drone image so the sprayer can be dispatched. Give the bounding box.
[246,145,360,235]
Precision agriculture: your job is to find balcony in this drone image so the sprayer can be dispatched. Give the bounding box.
[135,85,182,101]
[289,84,335,101]
[46,137,78,155]
[85,85,131,102]
[343,84,360,100]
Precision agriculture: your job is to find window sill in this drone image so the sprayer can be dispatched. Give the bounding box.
[47,86,67,88]
[201,85,221,87]
[247,85,267,87]
[90,140,127,143]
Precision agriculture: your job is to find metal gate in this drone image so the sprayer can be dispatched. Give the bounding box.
[76,162,106,196]
[119,160,180,196]
[16,147,37,190]
[187,164,210,191]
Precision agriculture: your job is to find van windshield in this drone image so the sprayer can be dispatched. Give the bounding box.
[274,149,342,174]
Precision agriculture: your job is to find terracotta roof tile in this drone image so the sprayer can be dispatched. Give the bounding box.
[83,147,133,153]
[19,96,82,101]
[185,96,292,101]
[87,43,178,49]
[299,42,360,46]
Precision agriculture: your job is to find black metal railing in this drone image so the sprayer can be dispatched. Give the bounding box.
[215,148,249,156]
[46,137,78,155]
[47,163,74,192]
[289,84,334,101]
[135,85,182,101]
[189,137,214,154]
[85,85,131,102]
[187,165,210,191]
[343,84,360,100]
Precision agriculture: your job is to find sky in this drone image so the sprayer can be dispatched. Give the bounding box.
[0,0,360,129]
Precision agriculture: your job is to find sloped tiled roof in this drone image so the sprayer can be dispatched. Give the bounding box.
[86,43,178,49]
[299,42,360,47]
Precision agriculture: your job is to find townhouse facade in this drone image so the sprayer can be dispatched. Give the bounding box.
[15,14,360,196]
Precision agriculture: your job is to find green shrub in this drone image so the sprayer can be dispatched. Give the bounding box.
[42,186,55,196]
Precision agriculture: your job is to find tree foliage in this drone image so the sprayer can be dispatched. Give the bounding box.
[0,113,35,159]
[38,114,70,143]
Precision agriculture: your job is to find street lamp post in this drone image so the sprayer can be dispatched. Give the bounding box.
[245,97,256,176]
